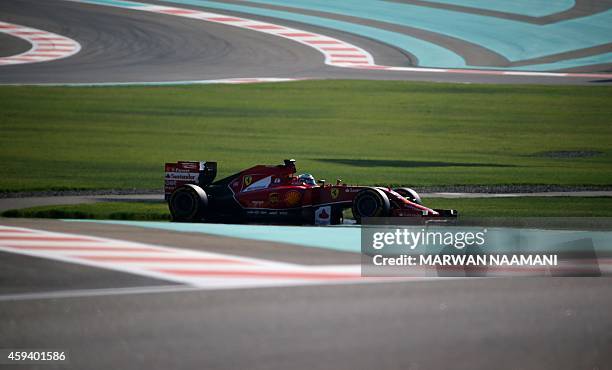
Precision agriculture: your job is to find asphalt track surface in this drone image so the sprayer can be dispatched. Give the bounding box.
[1,1,612,369]
[1,218,612,370]
[0,0,611,85]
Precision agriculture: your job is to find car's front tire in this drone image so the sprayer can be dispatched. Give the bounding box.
[352,187,390,224]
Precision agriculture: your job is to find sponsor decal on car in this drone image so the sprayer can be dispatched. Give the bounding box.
[179,162,199,170]
[243,175,253,187]
[285,190,302,206]
[269,193,280,205]
[243,175,272,192]
[165,172,199,181]
[331,188,340,199]
[164,162,203,198]
[315,206,332,225]
[246,209,289,216]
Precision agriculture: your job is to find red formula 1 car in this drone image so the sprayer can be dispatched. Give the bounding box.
[165,159,456,224]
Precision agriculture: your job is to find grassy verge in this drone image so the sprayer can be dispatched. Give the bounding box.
[3,197,612,220]
[1,81,611,192]
[1,202,170,221]
[422,197,612,217]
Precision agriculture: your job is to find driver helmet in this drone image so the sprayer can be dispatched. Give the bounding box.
[297,173,316,186]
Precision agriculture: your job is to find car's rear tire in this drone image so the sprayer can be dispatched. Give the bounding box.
[393,187,422,204]
[169,184,208,222]
[352,188,390,223]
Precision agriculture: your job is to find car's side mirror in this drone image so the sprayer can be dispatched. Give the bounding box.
[336,179,342,185]
[318,179,326,186]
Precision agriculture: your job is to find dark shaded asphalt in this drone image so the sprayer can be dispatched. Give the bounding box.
[0,219,611,370]
[0,0,609,85]
[0,31,30,57]
[0,251,176,295]
[1,272,611,369]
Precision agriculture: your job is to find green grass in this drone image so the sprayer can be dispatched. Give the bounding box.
[1,80,612,192]
[422,197,612,217]
[3,197,612,220]
[1,202,170,221]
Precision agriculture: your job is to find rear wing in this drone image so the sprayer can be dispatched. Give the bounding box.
[164,161,217,200]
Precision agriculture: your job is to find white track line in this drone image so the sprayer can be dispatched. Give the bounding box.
[0,77,302,86]
[0,285,199,302]
[0,21,81,66]
[60,0,612,79]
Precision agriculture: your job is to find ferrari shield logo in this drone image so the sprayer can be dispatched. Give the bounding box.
[243,175,252,187]
[331,188,340,199]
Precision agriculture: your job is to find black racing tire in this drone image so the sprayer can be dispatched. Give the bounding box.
[351,188,391,223]
[393,187,422,204]
[169,184,208,222]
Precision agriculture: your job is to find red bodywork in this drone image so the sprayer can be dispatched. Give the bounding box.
[225,163,437,217]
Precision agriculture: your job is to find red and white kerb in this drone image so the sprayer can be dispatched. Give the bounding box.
[0,21,81,66]
[0,225,370,290]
